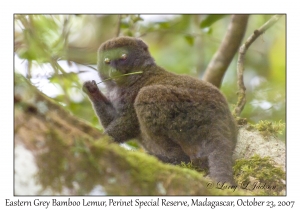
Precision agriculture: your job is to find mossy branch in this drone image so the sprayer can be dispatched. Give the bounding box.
[14,74,245,195]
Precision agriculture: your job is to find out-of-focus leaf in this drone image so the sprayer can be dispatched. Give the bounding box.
[120,21,129,29]
[269,32,286,84]
[200,14,228,28]
[15,15,65,63]
[184,35,194,46]
[132,15,144,23]
[158,22,171,29]
[202,27,213,34]
[123,29,133,37]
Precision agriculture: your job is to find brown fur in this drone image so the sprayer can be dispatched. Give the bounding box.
[83,37,237,184]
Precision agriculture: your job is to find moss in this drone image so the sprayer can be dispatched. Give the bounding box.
[233,154,285,195]
[235,117,248,126]
[247,120,285,138]
[179,161,208,174]
[33,131,246,195]
[36,129,69,192]
[102,143,179,194]
[179,161,194,169]
[88,139,233,195]
[124,140,141,150]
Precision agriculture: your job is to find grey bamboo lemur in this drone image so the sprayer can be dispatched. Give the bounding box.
[83,36,237,184]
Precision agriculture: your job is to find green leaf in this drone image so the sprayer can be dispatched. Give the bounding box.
[200,14,228,28]
[184,35,194,46]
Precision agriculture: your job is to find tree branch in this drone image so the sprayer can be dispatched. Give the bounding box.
[203,15,249,88]
[233,15,283,117]
[14,74,245,195]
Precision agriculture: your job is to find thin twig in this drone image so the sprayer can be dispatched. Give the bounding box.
[233,15,283,117]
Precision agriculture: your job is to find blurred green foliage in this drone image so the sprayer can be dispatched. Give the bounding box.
[14,14,286,139]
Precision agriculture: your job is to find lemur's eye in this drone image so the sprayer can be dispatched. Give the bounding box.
[120,53,127,60]
[104,58,110,64]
